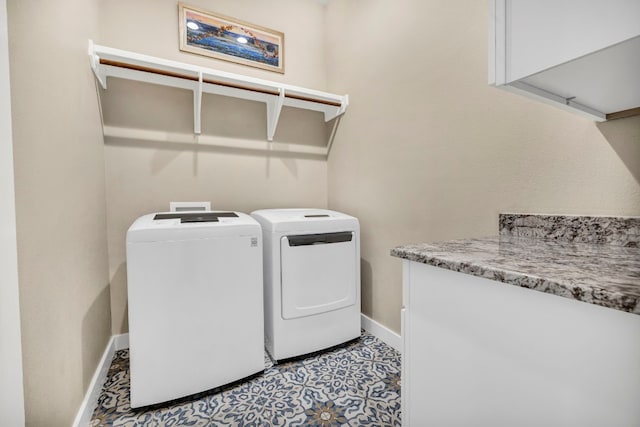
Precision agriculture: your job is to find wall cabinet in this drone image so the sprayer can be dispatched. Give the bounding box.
[489,0,640,121]
[401,260,640,426]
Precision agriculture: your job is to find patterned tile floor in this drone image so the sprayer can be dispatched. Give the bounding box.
[90,332,401,426]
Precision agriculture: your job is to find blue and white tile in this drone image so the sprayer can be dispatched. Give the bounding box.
[91,332,402,426]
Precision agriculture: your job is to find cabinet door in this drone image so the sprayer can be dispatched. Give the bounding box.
[403,261,640,426]
[506,0,640,82]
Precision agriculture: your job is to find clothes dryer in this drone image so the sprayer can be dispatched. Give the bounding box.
[251,209,361,361]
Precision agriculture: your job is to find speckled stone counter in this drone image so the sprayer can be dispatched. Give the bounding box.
[391,215,640,315]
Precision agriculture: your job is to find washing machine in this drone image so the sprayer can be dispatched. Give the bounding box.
[126,211,264,408]
[251,208,361,361]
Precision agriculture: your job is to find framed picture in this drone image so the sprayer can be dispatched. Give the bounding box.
[178,3,285,74]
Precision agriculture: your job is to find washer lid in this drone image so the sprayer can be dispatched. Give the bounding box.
[251,208,358,234]
[153,212,238,223]
[127,211,260,243]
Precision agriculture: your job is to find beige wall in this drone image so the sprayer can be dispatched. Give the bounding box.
[98,0,330,335]
[325,0,640,333]
[7,0,111,425]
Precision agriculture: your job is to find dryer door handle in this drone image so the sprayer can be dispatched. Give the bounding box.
[286,232,353,246]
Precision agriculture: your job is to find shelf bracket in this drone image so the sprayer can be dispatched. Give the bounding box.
[193,71,203,135]
[324,94,349,122]
[88,40,107,89]
[266,88,285,142]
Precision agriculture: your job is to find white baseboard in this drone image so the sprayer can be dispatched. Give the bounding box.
[72,334,129,427]
[361,313,402,353]
[113,333,129,351]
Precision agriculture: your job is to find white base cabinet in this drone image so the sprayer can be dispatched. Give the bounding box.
[401,260,640,427]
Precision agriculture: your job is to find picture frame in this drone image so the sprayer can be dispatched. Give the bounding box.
[178,3,285,74]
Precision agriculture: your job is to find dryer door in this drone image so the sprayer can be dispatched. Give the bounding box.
[280,232,357,320]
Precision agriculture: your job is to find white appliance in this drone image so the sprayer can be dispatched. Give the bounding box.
[126,211,264,408]
[251,208,361,361]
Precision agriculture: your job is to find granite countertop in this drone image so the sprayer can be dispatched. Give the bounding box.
[391,214,640,315]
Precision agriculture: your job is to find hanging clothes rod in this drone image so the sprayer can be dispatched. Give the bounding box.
[99,59,342,107]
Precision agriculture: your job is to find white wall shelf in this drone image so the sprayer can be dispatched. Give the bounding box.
[88,40,348,152]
